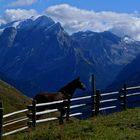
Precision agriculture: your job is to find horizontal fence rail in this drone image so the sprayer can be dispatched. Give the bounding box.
[3,126,29,137]
[36,100,64,107]
[36,109,58,116]
[71,96,92,101]
[3,109,28,119]
[127,92,140,97]
[36,117,58,124]
[99,106,117,111]
[70,104,87,109]
[100,98,118,103]
[126,86,140,91]
[101,91,119,97]
[68,112,83,117]
[3,117,28,127]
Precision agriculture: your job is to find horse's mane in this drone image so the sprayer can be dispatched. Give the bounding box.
[58,78,79,93]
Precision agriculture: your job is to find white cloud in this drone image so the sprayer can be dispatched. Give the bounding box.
[1,4,140,41]
[9,0,37,7]
[45,4,140,40]
[3,9,38,22]
[0,18,6,25]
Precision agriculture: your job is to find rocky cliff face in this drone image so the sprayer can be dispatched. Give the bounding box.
[72,31,140,89]
[0,16,140,96]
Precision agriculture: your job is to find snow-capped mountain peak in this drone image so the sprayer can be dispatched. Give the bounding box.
[0,15,55,31]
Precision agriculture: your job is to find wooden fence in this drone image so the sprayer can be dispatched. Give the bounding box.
[0,76,140,139]
[0,106,29,138]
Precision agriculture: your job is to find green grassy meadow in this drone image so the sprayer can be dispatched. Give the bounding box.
[4,107,140,140]
[0,80,31,114]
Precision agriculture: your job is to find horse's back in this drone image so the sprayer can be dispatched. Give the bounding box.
[34,92,63,103]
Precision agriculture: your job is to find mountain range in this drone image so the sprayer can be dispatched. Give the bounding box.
[0,15,140,97]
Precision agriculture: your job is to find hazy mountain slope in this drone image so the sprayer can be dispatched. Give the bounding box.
[0,80,31,113]
[108,54,140,90]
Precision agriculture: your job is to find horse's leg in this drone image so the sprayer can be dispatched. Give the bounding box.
[59,108,64,124]
[62,99,70,121]
[58,103,66,124]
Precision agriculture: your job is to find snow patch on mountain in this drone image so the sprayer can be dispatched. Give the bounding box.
[12,21,22,28]
[0,15,55,31]
[123,35,135,44]
[30,15,42,21]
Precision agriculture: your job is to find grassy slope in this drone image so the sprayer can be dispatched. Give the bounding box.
[4,107,140,140]
[0,80,31,114]
[0,80,139,140]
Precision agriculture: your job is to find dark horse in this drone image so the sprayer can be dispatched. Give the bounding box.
[34,77,86,120]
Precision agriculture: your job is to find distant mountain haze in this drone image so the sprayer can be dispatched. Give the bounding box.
[108,54,140,90]
[0,15,140,97]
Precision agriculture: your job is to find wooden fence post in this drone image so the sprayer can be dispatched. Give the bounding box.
[123,84,127,110]
[91,74,95,116]
[95,90,101,116]
[66,98,70,121]
[32,100,36,128]
[0,101,3,139]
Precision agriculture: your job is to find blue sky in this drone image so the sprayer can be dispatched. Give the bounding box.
[31,0,140,13]
[0,0,140,14]
[0,0,140,40]
[44,0,140,13]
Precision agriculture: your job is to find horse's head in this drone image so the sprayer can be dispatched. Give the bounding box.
[75,77,86,90]
[58,77,86,98]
